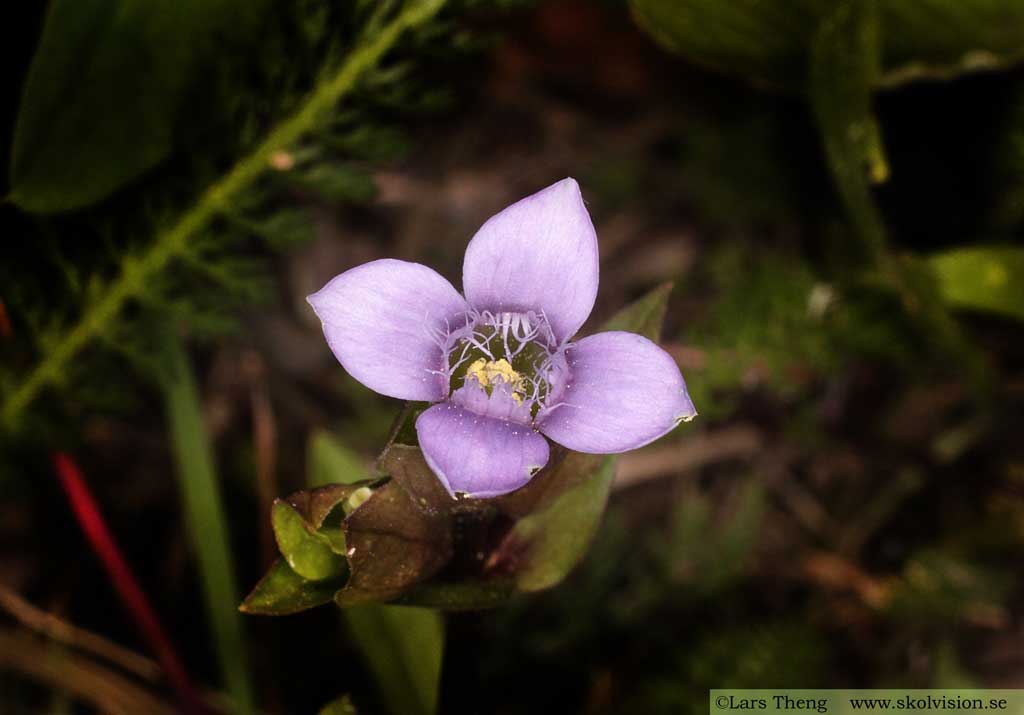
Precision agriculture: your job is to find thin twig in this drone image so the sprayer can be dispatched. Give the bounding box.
[250,374,279,568]
[0,583,161,682]
[0,627,177,715]
[613,424,762,491]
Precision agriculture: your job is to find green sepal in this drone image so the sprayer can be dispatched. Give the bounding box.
[271,500,347,582]
[239,559,343,616]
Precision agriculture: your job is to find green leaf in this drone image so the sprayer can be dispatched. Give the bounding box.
[271,500,347,581]
[599,281,673,341]
[342,605,444,715]
[879,0,1024,86]
[809,0,889,260]
[240,559,342,615]
[160,332,256,713]
[928,246,1024,322]
[629,0,820,89]
[308,430,369,487]
[499,454,616,592]
[9,0,270,212]
[286,481,380,556]
[629,0,1024,90]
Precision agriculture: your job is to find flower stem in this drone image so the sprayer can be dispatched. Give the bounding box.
[1,0,447,430]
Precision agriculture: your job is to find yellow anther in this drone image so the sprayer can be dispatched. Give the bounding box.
[466,358,526,404]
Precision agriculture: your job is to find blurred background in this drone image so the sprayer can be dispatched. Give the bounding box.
[2,0,1023,713]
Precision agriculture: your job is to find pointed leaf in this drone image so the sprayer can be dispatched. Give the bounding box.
[160,332,256,711]
[598,281,673,341]
[271,500,346,581]
[10,0,270,212]
[240,559,342,616]
[498,455,616,592]
[287,482,376,529]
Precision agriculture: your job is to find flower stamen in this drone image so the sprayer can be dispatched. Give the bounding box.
[466,358,527,405]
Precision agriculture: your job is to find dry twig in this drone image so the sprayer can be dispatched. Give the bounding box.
[0,628,177,715]
[0,583,161,682]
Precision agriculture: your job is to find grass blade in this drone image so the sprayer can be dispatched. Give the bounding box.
[343,604,444,715]
[160,332,256,714]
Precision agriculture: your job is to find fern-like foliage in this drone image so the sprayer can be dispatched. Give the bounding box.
[0,0,477,445]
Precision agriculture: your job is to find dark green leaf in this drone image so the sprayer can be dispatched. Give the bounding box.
[239,559,342,616]
[599,281,673,342]
[342,605,444,715]
[271,499,346,581]
[335,450,452,606]
[879,0,1024,86]
[928,246,1024,322]
[499,454,616,592]
[9,0,269,212]
[629,0,820,88]
[287,481,381,555]
[629,0,1024,89]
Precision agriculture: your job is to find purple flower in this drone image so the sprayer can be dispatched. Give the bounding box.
[308,178,696,498]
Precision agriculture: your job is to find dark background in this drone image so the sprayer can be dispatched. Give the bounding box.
[1,1,1023,713]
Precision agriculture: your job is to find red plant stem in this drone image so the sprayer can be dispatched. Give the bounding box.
[0,299,11,339]
[53,452,208,715]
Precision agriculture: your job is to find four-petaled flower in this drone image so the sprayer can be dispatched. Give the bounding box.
[308,178,696,498]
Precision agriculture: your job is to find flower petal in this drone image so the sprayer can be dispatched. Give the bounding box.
[416,402,550,498]
[462,178,599,342]
[307,259,468,401]
[538,331,696,453]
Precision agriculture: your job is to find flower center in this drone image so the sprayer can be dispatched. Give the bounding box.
[466,358,527,405]
[441,310,568,423]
